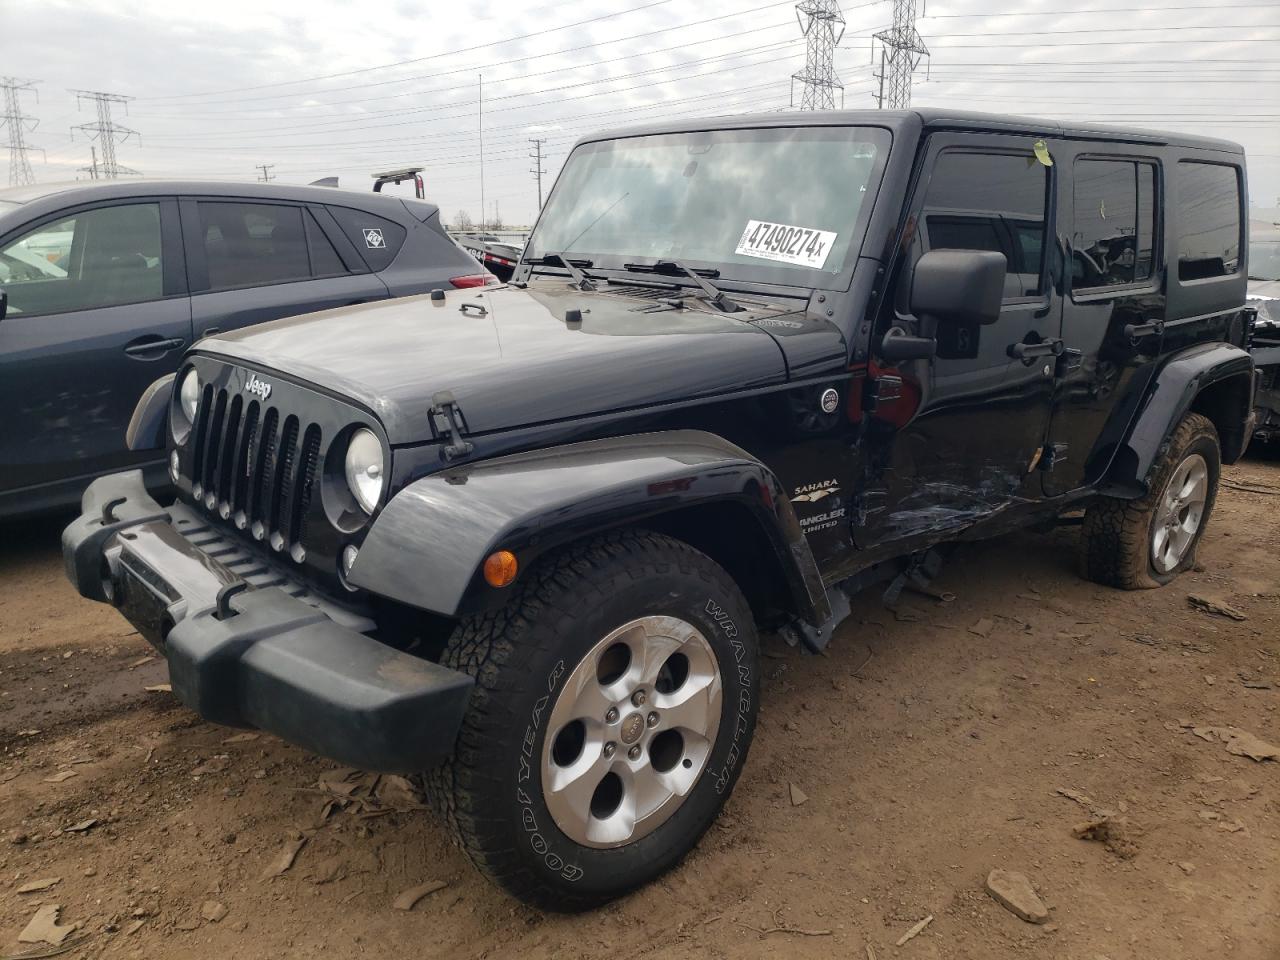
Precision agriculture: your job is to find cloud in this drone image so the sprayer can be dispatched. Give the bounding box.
[1,0,1275,225]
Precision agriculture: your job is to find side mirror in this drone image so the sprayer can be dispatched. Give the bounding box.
[910,250,1007,327]
[0,288,7,324]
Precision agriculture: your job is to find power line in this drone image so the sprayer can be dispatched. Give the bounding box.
[529,138,547,210]
[132,21,802,117]
[120,79,798,157]
[137,0,725,102]
[920,1,1276,14]
[70,90,139,178]
[1,76,43,186]
[873,0,928,109]
[138,46,812,143]
[138,37,804,135]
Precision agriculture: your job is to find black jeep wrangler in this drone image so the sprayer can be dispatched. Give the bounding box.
[63,110,1256,911]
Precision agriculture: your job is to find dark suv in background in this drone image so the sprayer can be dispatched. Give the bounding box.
[0,181,487,518]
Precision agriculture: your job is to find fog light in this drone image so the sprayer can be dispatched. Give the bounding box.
[168,450,180,482]
[483,550,518,588]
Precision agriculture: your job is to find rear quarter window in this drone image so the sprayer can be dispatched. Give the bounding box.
[328,206,407,272]
[1176,161,1242,282]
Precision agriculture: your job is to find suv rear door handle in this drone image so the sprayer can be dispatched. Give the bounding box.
[1123,319,1164,339]
[1007,338,1064,360]
[124,335,185,359]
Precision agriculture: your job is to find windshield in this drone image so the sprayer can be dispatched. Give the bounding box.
[1251,240,1280,281]
[527,126,890,288]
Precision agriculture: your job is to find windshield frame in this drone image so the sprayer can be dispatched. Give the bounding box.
[524,124,894,293]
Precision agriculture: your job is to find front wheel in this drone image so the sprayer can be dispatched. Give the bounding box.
[1082,412,1220,589]
[425,531,759,911]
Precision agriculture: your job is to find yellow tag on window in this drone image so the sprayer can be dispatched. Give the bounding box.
[1034,139,1053,166]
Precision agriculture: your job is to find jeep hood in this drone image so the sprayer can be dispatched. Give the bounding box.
[197,283,795,444]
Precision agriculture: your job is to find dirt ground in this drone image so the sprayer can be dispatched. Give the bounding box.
[2,456,1278,960]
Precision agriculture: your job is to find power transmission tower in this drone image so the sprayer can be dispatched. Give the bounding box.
[872,0,929,109]
[1,77,44,186]
[790,0,845,110]
[529,138,547,210]
[70,90,139,178]
[256,163,275,182]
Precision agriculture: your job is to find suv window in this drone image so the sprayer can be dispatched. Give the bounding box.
[1176,161,1242,281]
[920,151,1048,299]
[0,202,163,317]
[1071,159,1157,291]
[305,211,346,277]
[198,201,312,291]
[327,206,406,273]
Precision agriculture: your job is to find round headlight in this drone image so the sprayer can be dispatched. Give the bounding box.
[344,428,384,514]
[178,369,201,424]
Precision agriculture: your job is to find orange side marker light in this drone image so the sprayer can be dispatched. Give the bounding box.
[483,550,519,588]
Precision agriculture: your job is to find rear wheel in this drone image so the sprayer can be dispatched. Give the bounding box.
[425,531,758,911]
[1082,412,1220,589]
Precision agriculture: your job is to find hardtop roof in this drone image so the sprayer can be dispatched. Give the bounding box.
[579,108,1243,155]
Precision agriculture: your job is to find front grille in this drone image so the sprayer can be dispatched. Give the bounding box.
[190,383,323,559]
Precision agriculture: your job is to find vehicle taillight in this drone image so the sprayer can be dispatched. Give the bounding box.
[450,274,497,288]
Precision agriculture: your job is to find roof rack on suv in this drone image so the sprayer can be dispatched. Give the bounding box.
[372,166,425,199]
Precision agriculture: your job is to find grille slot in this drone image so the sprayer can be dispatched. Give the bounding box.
[188,386,322,557]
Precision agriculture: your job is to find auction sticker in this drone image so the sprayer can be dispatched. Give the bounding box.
[735,219,837,269]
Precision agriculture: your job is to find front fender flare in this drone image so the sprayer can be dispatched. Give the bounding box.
[125,373,175,452]
[1104,342,1254,496]
[347,430,830,628]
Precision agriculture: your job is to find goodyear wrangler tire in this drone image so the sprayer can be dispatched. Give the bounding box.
[1082,412,1220,589]
[425,531,759,911]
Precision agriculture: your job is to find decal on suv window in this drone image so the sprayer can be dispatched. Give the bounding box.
[735,220,837,269]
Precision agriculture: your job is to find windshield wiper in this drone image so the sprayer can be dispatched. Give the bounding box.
[526,253,597,290]
[623,260,742,313]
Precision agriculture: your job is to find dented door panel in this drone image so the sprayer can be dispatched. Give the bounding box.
[854,132,1065,549]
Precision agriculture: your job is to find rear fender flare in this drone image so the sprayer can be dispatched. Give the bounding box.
[347,430,831,628]
[1103,342,1254,496]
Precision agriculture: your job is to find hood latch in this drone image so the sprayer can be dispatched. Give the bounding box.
[430,390,475,461]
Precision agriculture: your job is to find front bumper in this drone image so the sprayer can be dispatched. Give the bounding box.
[62,470,473,773]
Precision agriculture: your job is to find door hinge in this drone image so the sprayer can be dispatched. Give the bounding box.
[867,375,903,408]
[430,390,474,461]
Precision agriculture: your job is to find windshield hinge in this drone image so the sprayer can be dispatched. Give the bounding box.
[430,390,475,461]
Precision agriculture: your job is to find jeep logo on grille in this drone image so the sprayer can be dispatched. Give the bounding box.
[245,373,272,401]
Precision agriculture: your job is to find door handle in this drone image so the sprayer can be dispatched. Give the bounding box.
[1123,319,1164,340]
[1008,338,1064,361]
[124,336,185,359]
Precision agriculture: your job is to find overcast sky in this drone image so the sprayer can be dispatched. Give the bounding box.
[2,0,1277,227]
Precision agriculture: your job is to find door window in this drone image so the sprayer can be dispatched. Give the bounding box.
[919,151,1049,299]
[1175,161,1242,281]
[198,202,312,290]
[0,203,163,317]
[1071,159,1157,291]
